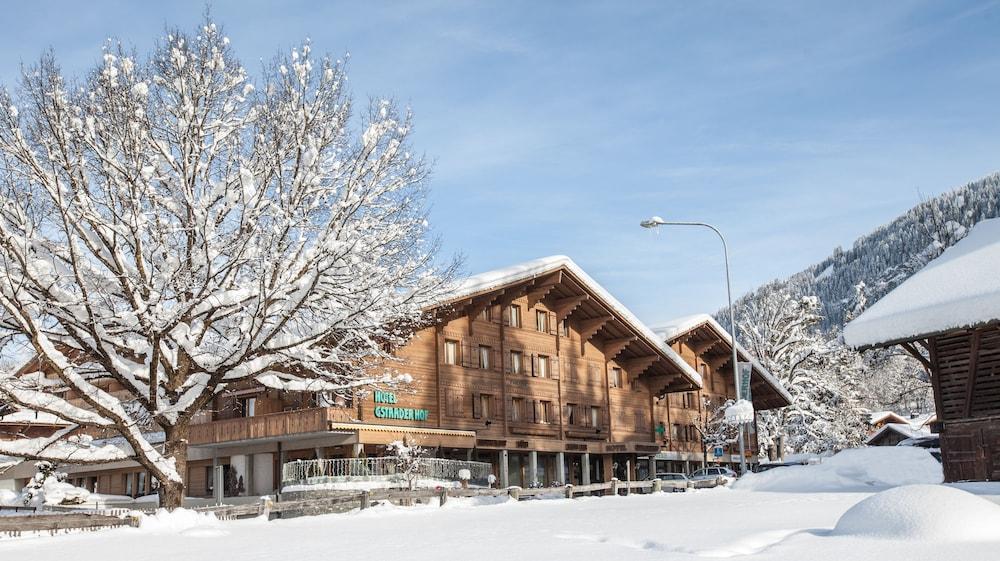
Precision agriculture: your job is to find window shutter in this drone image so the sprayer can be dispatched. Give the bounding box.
[503,307,510,326]
[472,392,482,419]
[533,400,541,423]
[504,351,511,374]
[550,357,560,380]
[531,355,538,377]
[548,312,557,334]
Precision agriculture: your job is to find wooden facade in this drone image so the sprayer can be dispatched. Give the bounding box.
[5,257,791,496]
[892,324,1000,481]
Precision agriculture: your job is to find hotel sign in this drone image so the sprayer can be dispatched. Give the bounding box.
[372,391,429,422]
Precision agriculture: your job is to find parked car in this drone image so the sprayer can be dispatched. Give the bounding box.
[897,435,942,462]
[753,461,805,473]
[645,472,694,492]
[689,467,738,488]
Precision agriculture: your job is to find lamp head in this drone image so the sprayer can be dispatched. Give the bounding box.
[640,216,666,229]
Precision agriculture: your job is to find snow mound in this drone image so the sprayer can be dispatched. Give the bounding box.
[832,485,1000,541]
[0,488,18,506]
[734,447,941,492]
[138,508,223,535]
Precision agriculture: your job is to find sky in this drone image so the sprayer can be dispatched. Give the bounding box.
[2,1,1000,326]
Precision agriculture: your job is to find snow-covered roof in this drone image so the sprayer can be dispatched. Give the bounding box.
[868,411,909,427]
[865,422,931,445]
[435,256,702,388]
[845,218,1000,348]
[0,409,72,426]
[651,313,793,406]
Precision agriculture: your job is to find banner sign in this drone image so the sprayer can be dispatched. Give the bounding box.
[737,362,753,402]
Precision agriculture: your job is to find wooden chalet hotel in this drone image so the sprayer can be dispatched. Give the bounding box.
[3,256,790,497]
[846,218,1000,482]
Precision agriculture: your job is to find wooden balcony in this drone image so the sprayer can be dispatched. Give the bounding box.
[189,407,359,446]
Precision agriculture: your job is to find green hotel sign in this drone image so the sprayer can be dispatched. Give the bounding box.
[373,390,429,422]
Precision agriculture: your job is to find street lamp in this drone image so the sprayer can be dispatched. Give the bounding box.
[641,216,749,475]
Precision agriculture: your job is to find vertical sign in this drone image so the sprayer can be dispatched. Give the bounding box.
[737,362,753,403]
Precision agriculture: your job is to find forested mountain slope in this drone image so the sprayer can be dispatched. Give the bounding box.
[734,172,1000,332]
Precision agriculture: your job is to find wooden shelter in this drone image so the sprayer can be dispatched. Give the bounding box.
[845,218,1000,481]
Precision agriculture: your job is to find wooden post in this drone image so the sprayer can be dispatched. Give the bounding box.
[508,486,521,500]
[360,490,370,510]
[439,488,448,507]
[652,479,662,493]
[565,484,574,499]
[610,477,619,496]
[625,460,631,496]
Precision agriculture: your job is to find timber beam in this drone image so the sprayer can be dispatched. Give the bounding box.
[624,355,659,377]
[691,338,721,355]
[579,315,613,354]
[553,294,589,322]
[525,272,563,309]
[899,341,932,371]
[604,337,637,361]
[705,353,731,372]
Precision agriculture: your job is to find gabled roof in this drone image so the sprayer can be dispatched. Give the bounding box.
[865,422,930,445]
[432,256,703,393]
[652,313,793,409]
[869,411,910,427]
[845,218,1000,348]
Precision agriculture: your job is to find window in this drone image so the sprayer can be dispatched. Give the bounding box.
[238,396,256,418]
[478,345,492,370]
[536,355,549,378]
[610,367,623,388]
[590,406,601,428]
[510,350,523,374]
[481,394,493,419]
[683,392,696,409]
[566,403,577,425]
[511,397,524,422]
[671,423,681,441]
[536,310,549,332]
[124,473,133,497]
[444,339,459,365]
[561,319,570,337]
[509,305,521,328]
[479,306,493,322]
[634,410,648,432]
[538,400,552,423]
[138,472,147,496]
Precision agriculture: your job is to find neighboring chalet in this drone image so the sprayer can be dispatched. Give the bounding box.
[845,218,1000,481]
[653,314,792,471]
[866,422,930,447]
[3,256,791,497]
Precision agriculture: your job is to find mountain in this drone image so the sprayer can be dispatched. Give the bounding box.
[731,172,1000,332]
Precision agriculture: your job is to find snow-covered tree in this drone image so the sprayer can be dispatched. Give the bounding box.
[738,288,866,458]
[692,396,737,463]
[0,20,450,508]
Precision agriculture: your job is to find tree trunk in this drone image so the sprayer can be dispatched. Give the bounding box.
[158,423,189,509]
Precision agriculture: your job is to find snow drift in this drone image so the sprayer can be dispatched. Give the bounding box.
[137,508,224,536]
[734,447,942,492]
[832,485,1000,541]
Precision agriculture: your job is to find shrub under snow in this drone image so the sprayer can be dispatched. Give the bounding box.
[734,447,942,493]
[18,462,90,506]
[138,508,221,534]
[832,484,1000,541]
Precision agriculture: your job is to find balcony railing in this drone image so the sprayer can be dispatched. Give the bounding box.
[189,406,359,446]
[281,457,494,487]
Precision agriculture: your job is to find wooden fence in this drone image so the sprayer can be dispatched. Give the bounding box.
[0,512,137,537]
[0,477,664,535]
[199,477,664,520]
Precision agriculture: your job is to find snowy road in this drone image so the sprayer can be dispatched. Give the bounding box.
[2,488,997,561]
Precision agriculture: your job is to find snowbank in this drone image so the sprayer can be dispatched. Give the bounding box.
[734,447,942,492]
[0,488,18,506]
[137,508,225,536]
[832,485,1000,541]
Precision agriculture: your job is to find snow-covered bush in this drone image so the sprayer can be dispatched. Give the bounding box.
[387,438,428,490]
[19,461,90,506]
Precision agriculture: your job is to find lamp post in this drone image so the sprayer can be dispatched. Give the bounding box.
[640,216,748,475]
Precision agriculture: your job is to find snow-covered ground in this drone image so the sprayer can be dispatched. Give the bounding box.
[2,488,998,561]
[3,448,998,560]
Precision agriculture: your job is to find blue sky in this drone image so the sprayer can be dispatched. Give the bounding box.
[2,1,1000,325]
